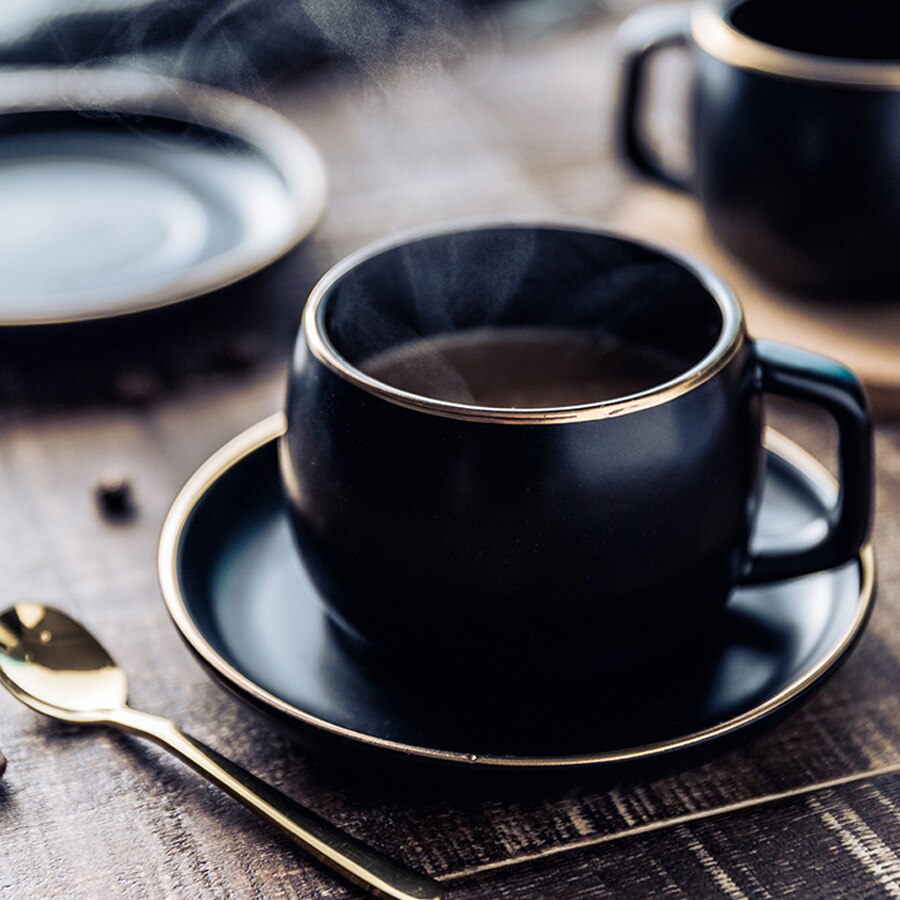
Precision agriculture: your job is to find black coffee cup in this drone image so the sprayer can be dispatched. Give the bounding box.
[280,223,872,679]
[616,0,900,297]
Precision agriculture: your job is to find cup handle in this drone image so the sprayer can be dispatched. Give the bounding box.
[615,3,693,191]
[740,340,873,585]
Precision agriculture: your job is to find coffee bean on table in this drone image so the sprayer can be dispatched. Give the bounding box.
[211,334,267,373]
[95,473,138,522]
[113,371,163,407]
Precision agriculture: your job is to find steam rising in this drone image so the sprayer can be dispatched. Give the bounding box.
[0,0,490,96]
[325,228,723,410]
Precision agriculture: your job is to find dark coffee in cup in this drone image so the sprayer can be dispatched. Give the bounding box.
[727,0,900,61]
[616,0,900,297]
[281,224,872,682]
[361,327,685,408]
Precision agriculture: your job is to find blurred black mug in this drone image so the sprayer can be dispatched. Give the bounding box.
[616,0,900,298]
[280,223,872,681]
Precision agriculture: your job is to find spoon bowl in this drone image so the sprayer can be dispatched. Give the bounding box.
[0,604,127,719]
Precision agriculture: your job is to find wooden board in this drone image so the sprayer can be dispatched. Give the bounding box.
[0,16,897,900]
[614,186,900,418]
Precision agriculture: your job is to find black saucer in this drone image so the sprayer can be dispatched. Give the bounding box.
[0,70,326,325]
[160,415,875,769]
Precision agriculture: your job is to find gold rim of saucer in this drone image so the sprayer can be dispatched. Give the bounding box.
[158,414,875,769]
[301,219,745,425]
[693,2,900,89]
[0,69,328,326]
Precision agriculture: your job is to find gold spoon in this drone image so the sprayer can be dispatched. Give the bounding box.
[0,603,441,900]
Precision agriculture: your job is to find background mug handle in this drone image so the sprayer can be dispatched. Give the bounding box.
[615,2,693,191]
[741,341,873,585]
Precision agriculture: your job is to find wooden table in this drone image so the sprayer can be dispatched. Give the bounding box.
[0,13,898,898]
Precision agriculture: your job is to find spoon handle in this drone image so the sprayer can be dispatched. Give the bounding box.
[109,707,441,900]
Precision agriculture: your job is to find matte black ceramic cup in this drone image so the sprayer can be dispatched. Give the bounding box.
[281,224,872,681]
[616,0,900,297]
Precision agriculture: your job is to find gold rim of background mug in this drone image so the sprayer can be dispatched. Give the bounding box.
[0,68,328,326]
[158,413,875,769]
[302,220,745,425]
[693,1,900,89]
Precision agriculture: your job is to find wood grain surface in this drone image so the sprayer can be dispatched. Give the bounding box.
[0,12,897,899]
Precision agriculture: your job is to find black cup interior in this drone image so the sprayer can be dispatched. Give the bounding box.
[319,226,724,406]
[729,0,900,62]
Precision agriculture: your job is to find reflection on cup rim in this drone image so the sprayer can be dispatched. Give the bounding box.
[301,219,744,425]
[693,1,900,89]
